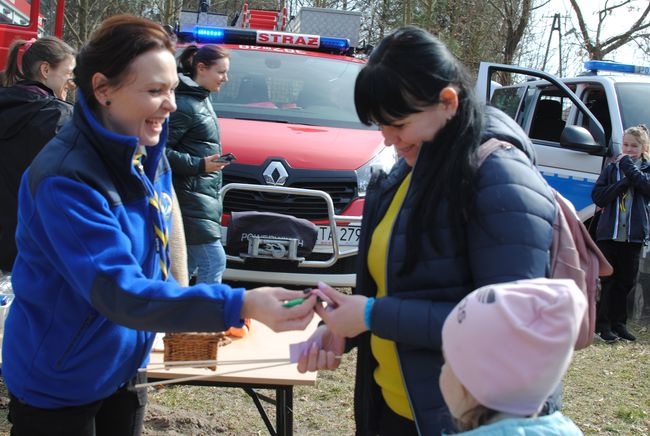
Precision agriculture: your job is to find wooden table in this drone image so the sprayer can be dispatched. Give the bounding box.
[146,318,319,436]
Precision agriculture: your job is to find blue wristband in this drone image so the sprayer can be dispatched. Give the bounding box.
[364,297,375,330]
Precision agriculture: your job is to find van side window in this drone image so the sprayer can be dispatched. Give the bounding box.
[530,97,566,142]
[584,88,611,146]
[490,86,525,119]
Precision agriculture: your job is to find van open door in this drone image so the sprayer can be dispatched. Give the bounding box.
[477,62,606,152]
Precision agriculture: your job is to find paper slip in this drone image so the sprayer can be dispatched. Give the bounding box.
[289,335,322,363]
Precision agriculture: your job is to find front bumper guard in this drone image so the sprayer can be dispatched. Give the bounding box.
[220,183,361,269]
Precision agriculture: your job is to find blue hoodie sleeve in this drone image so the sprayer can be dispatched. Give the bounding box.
[26,176,244,332]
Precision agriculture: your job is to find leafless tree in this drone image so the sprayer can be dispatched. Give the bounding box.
[568,0,650,60]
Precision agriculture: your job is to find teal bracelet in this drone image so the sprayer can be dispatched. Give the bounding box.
[364,297,375,330]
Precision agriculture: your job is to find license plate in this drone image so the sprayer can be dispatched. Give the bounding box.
[317,225,361,246]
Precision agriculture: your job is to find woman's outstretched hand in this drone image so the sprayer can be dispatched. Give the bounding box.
[242,287,317,332]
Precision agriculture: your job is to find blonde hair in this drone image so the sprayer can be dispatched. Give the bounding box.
[624,124,650,161]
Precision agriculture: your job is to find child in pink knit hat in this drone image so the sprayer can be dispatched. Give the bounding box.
[440,278,586,434]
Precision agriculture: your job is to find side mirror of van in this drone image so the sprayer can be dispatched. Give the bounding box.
[560,125,605,155]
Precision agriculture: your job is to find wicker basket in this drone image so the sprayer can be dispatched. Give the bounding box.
[163,332,231,370]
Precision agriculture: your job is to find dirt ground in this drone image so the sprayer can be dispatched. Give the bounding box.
[143,402,228,435]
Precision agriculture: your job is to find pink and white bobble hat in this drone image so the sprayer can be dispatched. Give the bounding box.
[441,278,587,416]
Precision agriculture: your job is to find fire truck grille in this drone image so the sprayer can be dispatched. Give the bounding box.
[222,175,357,220]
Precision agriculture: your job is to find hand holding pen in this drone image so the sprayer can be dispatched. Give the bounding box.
[242,287,317,332]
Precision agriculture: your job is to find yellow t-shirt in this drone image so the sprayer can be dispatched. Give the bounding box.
[367,171,413,420]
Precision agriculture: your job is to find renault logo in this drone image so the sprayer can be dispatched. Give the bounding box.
[263,161,289,186]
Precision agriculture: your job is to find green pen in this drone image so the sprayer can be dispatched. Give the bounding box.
[282,297,306,308]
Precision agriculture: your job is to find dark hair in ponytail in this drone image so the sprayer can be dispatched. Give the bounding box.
[178,45,199,75]
[178,44,229,80]
[3,36,75,87]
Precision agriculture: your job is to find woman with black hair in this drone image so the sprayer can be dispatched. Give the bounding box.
[296,26,557,435]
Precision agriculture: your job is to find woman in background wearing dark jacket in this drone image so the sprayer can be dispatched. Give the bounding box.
[0,36,76,272]
[296,26,557,435]
[592,124,650,342]
[166,44,230,284]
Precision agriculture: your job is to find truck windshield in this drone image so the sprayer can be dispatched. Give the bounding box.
[207,48,372,130]
[616,83,650,130]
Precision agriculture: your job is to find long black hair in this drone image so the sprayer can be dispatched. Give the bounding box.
[355,26,483,264]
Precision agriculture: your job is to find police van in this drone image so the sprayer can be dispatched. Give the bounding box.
[175,8,393,289]
[477,60,650,224]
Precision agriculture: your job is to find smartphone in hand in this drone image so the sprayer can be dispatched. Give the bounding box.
[213,153,237,163]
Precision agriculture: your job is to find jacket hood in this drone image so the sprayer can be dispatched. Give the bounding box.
[481,105,537,164]
[0,82,69,139]
[176,74,210,100]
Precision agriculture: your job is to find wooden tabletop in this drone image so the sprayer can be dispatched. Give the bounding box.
[146,318,319,386]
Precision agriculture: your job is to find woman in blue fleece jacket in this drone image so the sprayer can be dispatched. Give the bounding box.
[2,15,316,436]
[296,27,556,435]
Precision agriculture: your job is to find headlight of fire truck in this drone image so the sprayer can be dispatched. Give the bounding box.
[355,146,397,196]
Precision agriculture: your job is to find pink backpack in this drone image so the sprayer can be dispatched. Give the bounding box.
[476,139,613,349]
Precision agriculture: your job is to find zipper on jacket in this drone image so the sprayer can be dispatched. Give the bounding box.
[55,311,98,369]
[627,187,634,242]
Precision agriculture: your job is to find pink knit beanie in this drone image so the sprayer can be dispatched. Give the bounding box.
[442,278,587,416]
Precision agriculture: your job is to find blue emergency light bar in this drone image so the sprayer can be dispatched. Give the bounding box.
[584,60,650,76]
[187,26,350,54]
[320,37,349,51]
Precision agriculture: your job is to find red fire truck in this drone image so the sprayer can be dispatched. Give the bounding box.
[177,6,389,289]
[0,0,65,70]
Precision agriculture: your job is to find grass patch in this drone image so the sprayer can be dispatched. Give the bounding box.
[562,321,649,435]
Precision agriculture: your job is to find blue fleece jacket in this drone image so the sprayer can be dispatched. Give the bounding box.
[2,92,245,409]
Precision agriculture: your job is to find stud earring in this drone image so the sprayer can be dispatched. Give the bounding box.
[106,100,111,106]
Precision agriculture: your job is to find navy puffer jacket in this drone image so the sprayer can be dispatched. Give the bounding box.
[350,106,556,435]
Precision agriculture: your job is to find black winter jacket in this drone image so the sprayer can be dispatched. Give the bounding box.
[166,75,223,244]
[0,81,73,271]
[349,106,556,435]
[592,155,650,243]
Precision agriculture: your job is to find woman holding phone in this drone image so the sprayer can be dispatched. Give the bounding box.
[166,44,231,284]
